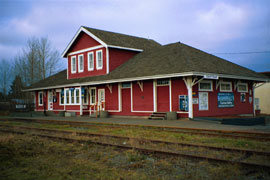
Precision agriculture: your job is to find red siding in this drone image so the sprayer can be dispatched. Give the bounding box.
[157,85,170,112]
[105,83,119,111]
[109,48,138,72]
[193,81,253,117]
[35,90,48,111]
[68,32,100,53]
[132,81,153,111]
[68,47,107,79]
[171,78,188,112]
[52,92,64,111]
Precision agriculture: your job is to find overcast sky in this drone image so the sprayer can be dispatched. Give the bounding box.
[0,0,269,72]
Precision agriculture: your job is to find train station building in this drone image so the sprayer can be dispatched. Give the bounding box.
[24,26,268,119]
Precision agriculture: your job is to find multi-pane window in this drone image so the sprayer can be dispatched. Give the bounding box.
[238,83,248,92]
[78,55,84,72]
[90,88,96,105]
[71,56,76,73]
[75,89,80,104]
[38,92,43,105]
[220,82,232,92]
[65,89,69,104]
[71,90,75,104]
[122,82,131,88]
[199,81,212,91]
[83,90,88,104]
[96,50,103,69]
[157,79,169,86]
[88,52,94,71]
[60,90,64,105]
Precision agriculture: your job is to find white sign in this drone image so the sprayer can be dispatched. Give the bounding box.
[203,74,219,80]
[193,98,198,104]
[199,92,208,110]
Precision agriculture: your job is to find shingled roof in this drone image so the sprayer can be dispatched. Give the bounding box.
[26,42,267,91]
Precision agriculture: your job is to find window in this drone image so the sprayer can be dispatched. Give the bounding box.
[122,82,131,88]
[96,50,103,70]
[90,88,96,105]
[75,89,80,104]
[83,90,88,105]
[71,90,75,104]
[38,92,43,106]
[60,89,64,105]
[71,56,76,73]
[78,55,84,72]
[220,82,232,92]
[65,89,69,104]
[98,89,105,103]
[88,52,94,71]
[238,83,248,93]
[199,80,213,91]
[157,79,169,86]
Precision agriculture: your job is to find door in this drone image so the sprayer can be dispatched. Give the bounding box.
[98,89,105,110]
[157,86,170,112]
[48,91,53,110]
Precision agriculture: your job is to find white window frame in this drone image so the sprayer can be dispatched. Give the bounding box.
[157,79,169,86]
[89,87,96,105]
[220,82,232,92]
[71,56,77,74]
[237,83,248,93]
[121,82,131,88]
[65,89,70,104]
[96,50,103,70]
[199,80,213,91]
[75,88,80,104]
[78,54,84,73]
[98,89,105,103]
[88,52,94,71]
[59,91,64,105]
[38,92,43,106]
[83,89,88,105]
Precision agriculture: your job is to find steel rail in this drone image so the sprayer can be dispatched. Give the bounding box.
[0,127,269,171]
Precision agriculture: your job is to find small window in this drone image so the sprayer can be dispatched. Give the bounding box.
[71,56,76,73]
[65,89,69,104]
[157,79,169,86]
[238,83,248,93]
[199,81,212,91]
[88,52,94,71]
[38,92,43,106]
[96,50,103,70]
[75,89,80,104]
[78,55,84,72]
[71,90,75,104]
[60,89,64,105]
[83,90,88,105]
[90,88,96,105]
[122,82,131,88]
[220,82,232,92]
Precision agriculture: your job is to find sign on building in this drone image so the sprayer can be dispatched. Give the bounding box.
[199,92,208,110]
[218,93,234,108]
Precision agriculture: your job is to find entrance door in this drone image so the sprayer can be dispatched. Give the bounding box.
[157,86,170,112]
[98,89,105,110]
[48,91,53,110]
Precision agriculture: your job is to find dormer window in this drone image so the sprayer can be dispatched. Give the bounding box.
[88,52,94,71]
[78,54,84,72]
[96,50,103,70]
[71,56,76,73]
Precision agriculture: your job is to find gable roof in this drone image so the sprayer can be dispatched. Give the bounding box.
[62,26,161,57]
[26,42,267,91]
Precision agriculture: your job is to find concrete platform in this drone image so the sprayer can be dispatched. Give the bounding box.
[1,115,270,133]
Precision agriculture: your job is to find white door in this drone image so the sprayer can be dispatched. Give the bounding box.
[48,91,53,110]
[98,89,105,110]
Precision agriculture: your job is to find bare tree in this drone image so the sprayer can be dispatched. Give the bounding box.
[14,36,61,86]
[0,59,12,96]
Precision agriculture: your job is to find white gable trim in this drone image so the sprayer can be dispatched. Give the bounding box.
[108,45,143,52]
[62,27,107,58]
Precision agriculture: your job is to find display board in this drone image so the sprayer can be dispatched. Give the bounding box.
[218,92,234,108]
[199,92,208,110]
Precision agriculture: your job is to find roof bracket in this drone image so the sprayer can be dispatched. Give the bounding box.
[106,84,112,93]
[137,81,143,92]
[234,80,241,91]
[216,79,223,90]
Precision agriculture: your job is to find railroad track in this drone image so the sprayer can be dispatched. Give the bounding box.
[0,124,269,171]
[2,117,270,141]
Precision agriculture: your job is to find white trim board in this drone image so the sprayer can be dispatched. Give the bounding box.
[24,71,268,92]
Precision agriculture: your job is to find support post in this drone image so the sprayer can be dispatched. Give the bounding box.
[80,86,83,116]
[183,77,194,119]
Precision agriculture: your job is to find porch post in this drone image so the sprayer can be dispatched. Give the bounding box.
[184,77,194,119]
[80,86,83,116]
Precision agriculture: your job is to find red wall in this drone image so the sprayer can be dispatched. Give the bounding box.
[68,32,100,53]
[132,80,153,111]
[105,83,119,111]
[109,48,138,72]
[68,47,107,79]
[35,90,48,111]
[193,80,253,117]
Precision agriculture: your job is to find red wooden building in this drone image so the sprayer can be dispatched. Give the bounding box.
[25,26,268,119]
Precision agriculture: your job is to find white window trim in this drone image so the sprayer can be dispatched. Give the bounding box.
[75,88,80,104]
[98,88,105,103]
[64,88,81,105]
[220,82,232,92]
[96,50,103,70]
[71,56,77,74]
[87,52,94,71]
[78,54,84,73]
[89,87,97,105]
[237,83,248,93]
[38,92,43,106]
[156,79,169,86]
[199,80,213,91]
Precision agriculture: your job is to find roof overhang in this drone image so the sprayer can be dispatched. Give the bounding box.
[61,26,143,58]
[23,71,268,92]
